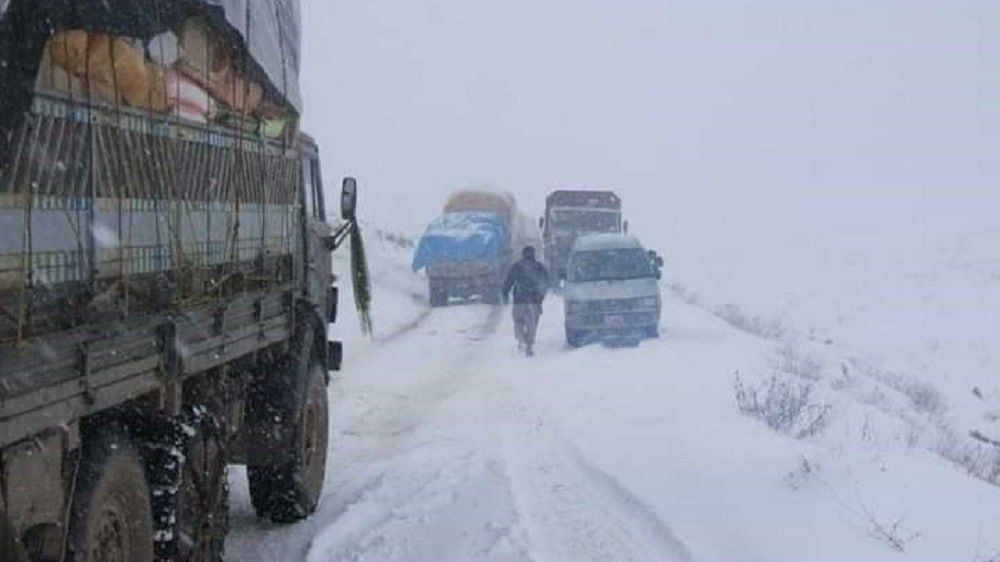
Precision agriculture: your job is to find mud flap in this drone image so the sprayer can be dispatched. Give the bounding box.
[328,341,343,372]
[0,511,28,562]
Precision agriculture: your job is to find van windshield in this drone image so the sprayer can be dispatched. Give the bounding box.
[568,248,652,282]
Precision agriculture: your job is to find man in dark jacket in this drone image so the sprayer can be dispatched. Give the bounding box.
[502,246,550,356]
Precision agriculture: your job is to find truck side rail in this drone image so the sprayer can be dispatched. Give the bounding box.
[0,93,302,344]
[0,285,294,448]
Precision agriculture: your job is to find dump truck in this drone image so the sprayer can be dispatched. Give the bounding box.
[0,2,360,561]
[541,190,624,283]
[413,189,539,307]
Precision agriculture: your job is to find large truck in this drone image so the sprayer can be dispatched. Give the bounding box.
[0,2,358,561]
[541,190,624,282]
[413,189,539,307]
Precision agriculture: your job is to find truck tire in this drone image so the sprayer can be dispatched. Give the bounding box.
[68,425,154,562]
[429,281,448,308]
[248,330,329,523]
[566,329,585,348]
[141,413,228,562]
[482,280,502,305]
[0,514,28,562]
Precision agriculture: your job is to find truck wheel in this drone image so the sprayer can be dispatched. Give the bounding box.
[68,425,154,562]
[566,329,585,348]
[248,358,329,523]
[429,283,448,307]
[482,281,502,305]
[142,413,228,562]
[1,512,28,562]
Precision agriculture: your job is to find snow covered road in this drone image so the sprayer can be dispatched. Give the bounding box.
[225,246,1000,562]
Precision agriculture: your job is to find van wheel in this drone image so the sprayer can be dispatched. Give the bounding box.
[141,413,228,562]
[68,425,154,562]
[248,360,329,523]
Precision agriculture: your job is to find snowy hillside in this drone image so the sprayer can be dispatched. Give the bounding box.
[225,227,1000,562]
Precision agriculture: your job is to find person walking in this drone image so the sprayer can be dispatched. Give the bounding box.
[502,246,550,356]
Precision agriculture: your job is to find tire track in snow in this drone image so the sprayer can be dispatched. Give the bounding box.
[227,305,503,562]
[301,305,517,560]
[498,400,695,562]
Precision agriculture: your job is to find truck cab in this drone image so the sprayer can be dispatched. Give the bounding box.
[541,190,623,283]
[563,234,661,347]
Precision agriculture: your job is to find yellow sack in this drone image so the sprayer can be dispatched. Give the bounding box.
[87,34,151,107]
[48,29,90,76]
[138,64,170,113]
[177,17,232,86]
[36,42,87,98]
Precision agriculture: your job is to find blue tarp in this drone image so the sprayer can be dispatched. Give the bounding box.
[412,212,508,272]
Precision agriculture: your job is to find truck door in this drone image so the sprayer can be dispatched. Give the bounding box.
[302,155,333,312]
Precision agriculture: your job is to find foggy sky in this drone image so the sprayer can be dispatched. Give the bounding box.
[300,0,996,255]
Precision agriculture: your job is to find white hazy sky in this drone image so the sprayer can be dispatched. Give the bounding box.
[300,0,996,260]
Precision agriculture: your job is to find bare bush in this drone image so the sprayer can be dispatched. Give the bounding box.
[734,372,831,438]
[664,281,701,306]
[836,487,921,553]
[852,360,946,416]
[866,514,921,552]
[375,229,415,249]
[938,435,1000,486]
[715,303,785,340]
[771,341,824,381]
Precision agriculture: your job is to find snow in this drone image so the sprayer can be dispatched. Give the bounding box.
[572,234,644,252]
[226,231,1000,562]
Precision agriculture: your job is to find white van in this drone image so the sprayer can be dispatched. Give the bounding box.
[563,234,662,347]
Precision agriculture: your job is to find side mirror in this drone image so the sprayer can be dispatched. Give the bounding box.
[538,217,545,230]
[341,177,358,220]
[623,220,629,234]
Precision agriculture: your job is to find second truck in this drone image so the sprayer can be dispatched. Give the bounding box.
[541,190,625,283]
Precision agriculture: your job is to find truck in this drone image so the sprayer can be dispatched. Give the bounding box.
[541,190,624,283]
[0,2,360,561]
[413,189,539,307]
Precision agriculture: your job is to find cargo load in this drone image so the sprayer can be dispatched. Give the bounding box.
[0,0,301,142]
[412,212,509,273]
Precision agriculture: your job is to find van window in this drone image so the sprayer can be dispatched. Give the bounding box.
[568,248,652,282]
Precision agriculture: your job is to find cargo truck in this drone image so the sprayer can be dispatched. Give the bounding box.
[540,190,624,283]
[413,189,539,307]
[0,2,358,561]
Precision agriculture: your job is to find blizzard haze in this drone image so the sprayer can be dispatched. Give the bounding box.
[301,0,996,243]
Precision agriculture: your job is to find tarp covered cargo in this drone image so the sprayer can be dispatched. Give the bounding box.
[444,189,516,228]
[0,0,301,142]
[412,213,509,272]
